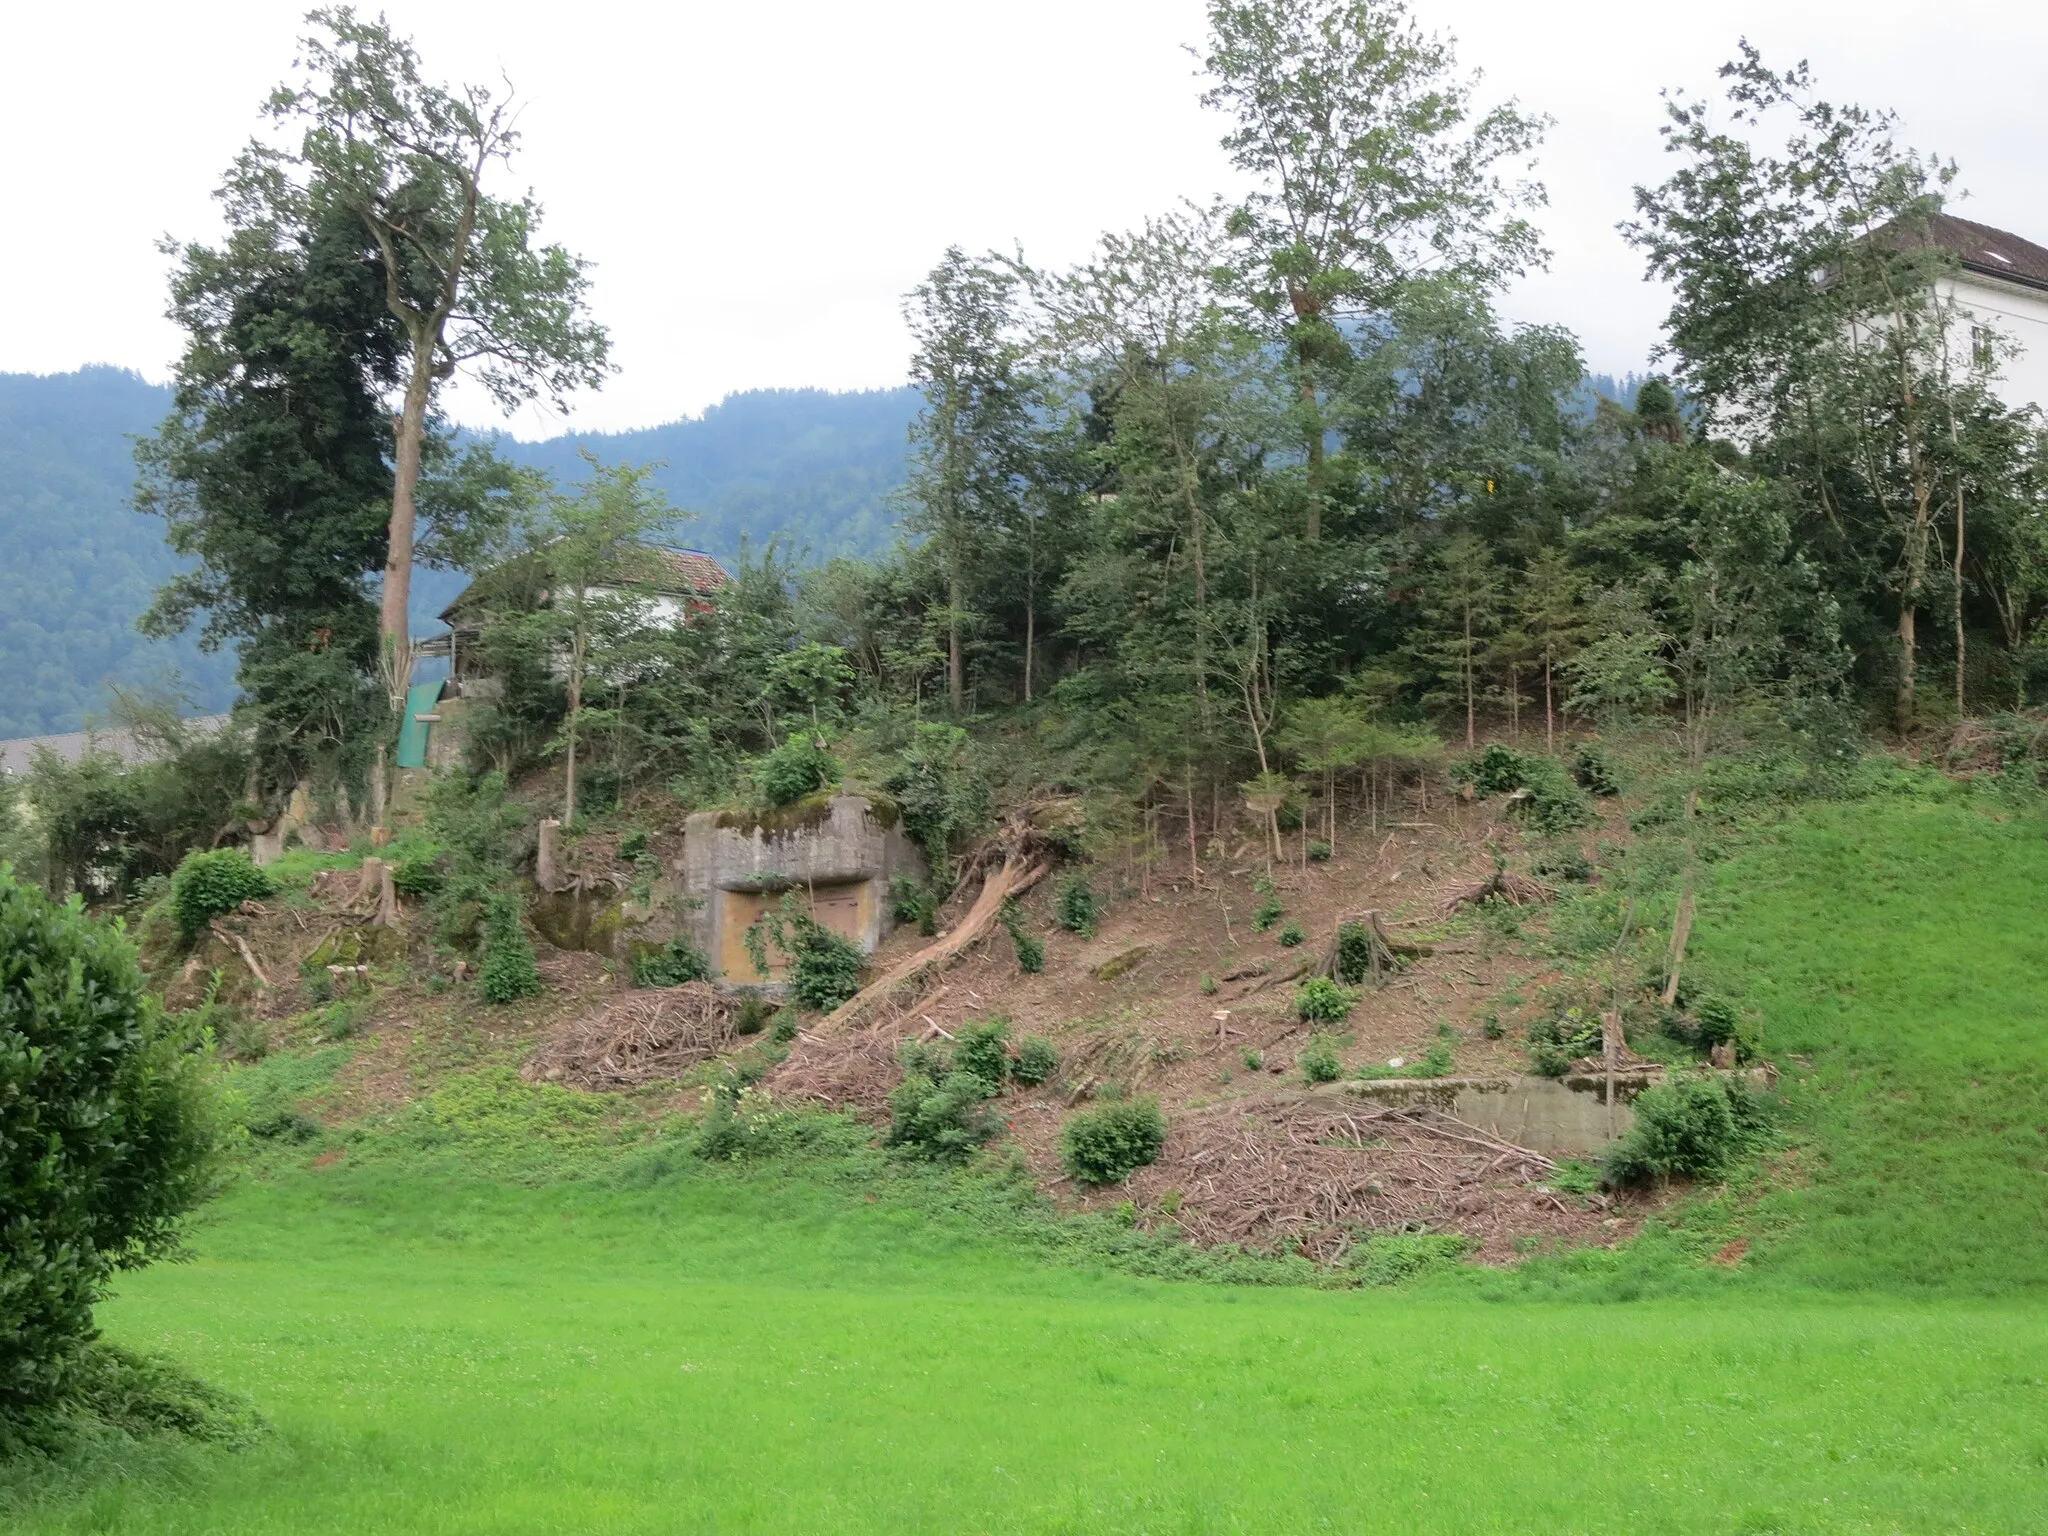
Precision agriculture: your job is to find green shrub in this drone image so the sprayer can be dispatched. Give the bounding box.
[1277,920,1305,948]
[1467,744,1528,796]
[891,876,940,937]
[759,736,837,807]
[1054,869,1100,937]
[744,895,866,1012]
[886,1046,1002,1162]
[1601,1076,1772,1189]
[1333,922,1386,985]
[1060,1098,1168,1185]
[390,858,445,899]
[1012,1035,1058,1086]
[770,1007,801,1044]
[0,867,220,1416]
[1572,743,1622,796]
[633,935,713,988]
[1251,879,1284,932]
[1306,839,1332,863]
[952,1018,1013,1091]
[1532,846,1594,883]
[1458,748,1595,835]
[732,991,772,1036]
[1528,1006,1602,1076]
[1241,1048,1263,1071]
[1295,975,1355,1023]
[1345,1233,1474,1286]
[1299,1034,1342,1083]
[168,848,274,941]
[1000,899,1044,973]
[478,892,543,1004]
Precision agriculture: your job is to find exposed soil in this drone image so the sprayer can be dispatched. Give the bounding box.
[166,783,1649,1265]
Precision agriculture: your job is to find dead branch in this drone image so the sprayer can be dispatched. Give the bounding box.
[1442,868,1556,913]
[524,982,733,1090]
[209,921,272,989]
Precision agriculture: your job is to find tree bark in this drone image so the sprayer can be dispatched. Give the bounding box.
[948,571,965,713]
[1954,480,1967,716]
[1023,596,1035,704]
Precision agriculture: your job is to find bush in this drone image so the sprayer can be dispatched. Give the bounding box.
[1000,899,1044,973]
[952,1018,1013,1091]
[1468,743,1527,796]
[168,848,274,941]
[1601,1076,1772,1189]
[891,876,940,937]
[732,990,772,1036]
[390,858,445,899]
[1306,839,1332,863]
[1528,1006,1602,1076]
[745,896,866,1012]
[1572,742,1622,796]
[1251,879,1284,932]
[1458,747,1595,835]
[1060,1098,1168,1185]
[1054,869,1100,937]
[633,935,713,988]
[1295,975,1355,1023]
[1532,846,1594,883]
[759,735,837,807]
[886,1050,1003,1162]
[478,892,543,1004]
[1012,1035,1058,1086]
[0,867,220,1417]
[1299,1034,1342,1083]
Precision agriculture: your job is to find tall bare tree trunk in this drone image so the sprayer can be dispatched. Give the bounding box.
[563,629,585,825]
[1543,660,1555,752]
[1023,597,1035,704]
[1954,481,1967,716]
[947,571,965,713]
[1463,610,1476,748]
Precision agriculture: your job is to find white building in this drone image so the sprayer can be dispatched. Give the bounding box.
[1925,214,2048,413]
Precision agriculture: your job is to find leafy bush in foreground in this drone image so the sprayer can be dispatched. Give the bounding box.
[1300,1034,1342,1084]
[1054,870,1100,937]
[887,1053,1003,1162]
[1601,1076,1773,1189]
[1061,1099,1168,1185]
[168,848,274,941]
[1,867,220,1419]
[952,1018,1014,1091]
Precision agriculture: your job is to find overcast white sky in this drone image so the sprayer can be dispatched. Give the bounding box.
[5,0,2045,436]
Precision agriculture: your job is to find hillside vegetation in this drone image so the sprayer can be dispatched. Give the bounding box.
[4,783,2046,1532]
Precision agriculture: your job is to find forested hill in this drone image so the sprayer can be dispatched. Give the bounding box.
[0,368,237,739]
[486,386,919,561]
[0,370,919,738]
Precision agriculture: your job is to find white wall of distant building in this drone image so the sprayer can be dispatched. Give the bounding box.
[1943,273,2048,415]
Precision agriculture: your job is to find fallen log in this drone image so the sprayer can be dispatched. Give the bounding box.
[817,854,1050,1032]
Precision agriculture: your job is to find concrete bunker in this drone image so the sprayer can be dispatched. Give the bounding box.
[680,792,925,989]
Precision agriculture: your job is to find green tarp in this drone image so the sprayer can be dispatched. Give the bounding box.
[394,680,445,769]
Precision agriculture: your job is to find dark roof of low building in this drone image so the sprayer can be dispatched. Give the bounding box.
[439,544,729,624]
[1924,214,2048,294]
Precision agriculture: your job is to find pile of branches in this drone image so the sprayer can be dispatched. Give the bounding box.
[1443,866,1555,913]
[766,1026,905,1116]
[523,982,732,1090]
[1118,1098,1607,1265]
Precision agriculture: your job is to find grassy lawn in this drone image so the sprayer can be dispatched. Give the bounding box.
[9,788,2048,1533]
[18,1171,2048,1535]
[1690,793,2048,1290]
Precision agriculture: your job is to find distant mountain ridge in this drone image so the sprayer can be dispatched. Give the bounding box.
[0,368,920,738]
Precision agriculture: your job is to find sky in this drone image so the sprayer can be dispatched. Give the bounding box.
[6,0,2046,437]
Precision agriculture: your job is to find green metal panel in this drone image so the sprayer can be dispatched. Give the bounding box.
[394,680,444,769]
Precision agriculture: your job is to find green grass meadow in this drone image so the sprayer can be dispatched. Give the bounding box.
[7,792,2048,1533]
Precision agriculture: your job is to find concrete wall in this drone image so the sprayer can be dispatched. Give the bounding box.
[680,793,924,988]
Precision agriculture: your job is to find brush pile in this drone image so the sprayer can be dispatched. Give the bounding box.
[767,1027,906,1115]
[524,982,733,1090]
[1116,1098,1619,1263]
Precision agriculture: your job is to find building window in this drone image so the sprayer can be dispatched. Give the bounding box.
[1971,324,1997,371]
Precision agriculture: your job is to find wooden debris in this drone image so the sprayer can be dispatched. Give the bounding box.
[1442,868,1556,913]
[524,982,733,1090]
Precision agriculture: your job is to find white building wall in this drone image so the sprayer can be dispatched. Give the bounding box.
[1940,272,2048,415]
